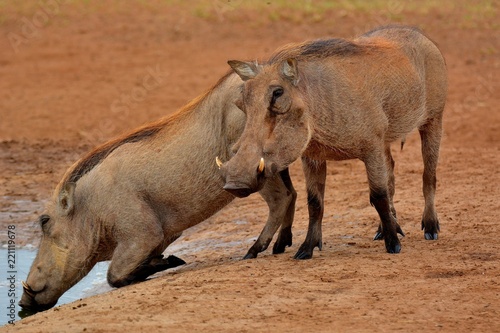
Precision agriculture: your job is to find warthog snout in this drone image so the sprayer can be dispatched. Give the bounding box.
[223,182,255,198]
[216,156,266,198]
[19,281,56,312]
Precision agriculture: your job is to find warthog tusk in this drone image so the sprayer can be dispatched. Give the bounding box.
[215,156,223,169]
[258,157,265,174]
[22,281,35,297]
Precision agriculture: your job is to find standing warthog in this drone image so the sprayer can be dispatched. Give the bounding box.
[219,26,447,257]
[19,72,297,312]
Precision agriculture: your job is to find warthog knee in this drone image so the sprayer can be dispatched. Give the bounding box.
[107,271,134,288]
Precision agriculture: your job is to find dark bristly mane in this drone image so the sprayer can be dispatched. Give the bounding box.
[299,39,363,57]
[269,38,364,63]
[66,123,164,185]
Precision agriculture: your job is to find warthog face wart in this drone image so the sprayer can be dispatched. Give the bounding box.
[218,59,311,197]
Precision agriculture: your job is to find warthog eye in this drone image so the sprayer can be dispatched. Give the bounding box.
[39,214,50,226]
[271,88,284,105]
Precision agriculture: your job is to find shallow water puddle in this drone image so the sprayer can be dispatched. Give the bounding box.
[0,248,111,326]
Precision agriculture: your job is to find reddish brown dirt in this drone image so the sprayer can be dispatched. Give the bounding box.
[1,1,499,332]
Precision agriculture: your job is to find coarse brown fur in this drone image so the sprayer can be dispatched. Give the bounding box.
[223,25,447,257]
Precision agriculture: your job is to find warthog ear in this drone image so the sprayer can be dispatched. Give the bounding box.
[228,60,259,81]
[281,58,299,86]
[58,182,76,215]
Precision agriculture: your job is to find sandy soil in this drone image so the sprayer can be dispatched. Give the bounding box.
[1,1,499,332]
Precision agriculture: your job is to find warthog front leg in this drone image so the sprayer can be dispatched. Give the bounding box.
[122,254,186,286]
[365,148,404,253]
[419,116,443,240]
[272,168,297,254]
[294,157,326,259]
[244,168,297,259]
[107,224,184,288]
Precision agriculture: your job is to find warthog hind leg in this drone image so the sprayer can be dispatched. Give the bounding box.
[370,189,403,253]
[419,116,443,240]
[374,145,403,240]
[365,148,403,253]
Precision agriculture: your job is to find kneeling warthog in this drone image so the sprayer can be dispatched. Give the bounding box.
[19,72,297,312]
[220,25,447,256]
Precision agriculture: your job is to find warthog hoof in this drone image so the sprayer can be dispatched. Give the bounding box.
[373,224,405,241]
[424,233,438,240]
[385,239,402,254]
[113,254,187,287]
[294,238,322,260]
[272,226,293,255]
[372,224,404,253]
[243,251,258,260]
[243,225,293,259]
[149,255,186,271]
[422,219,440,240]
[294,249,313,260]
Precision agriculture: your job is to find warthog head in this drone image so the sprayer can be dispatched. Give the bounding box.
[218,59,310,197]
[19,183,99,312]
